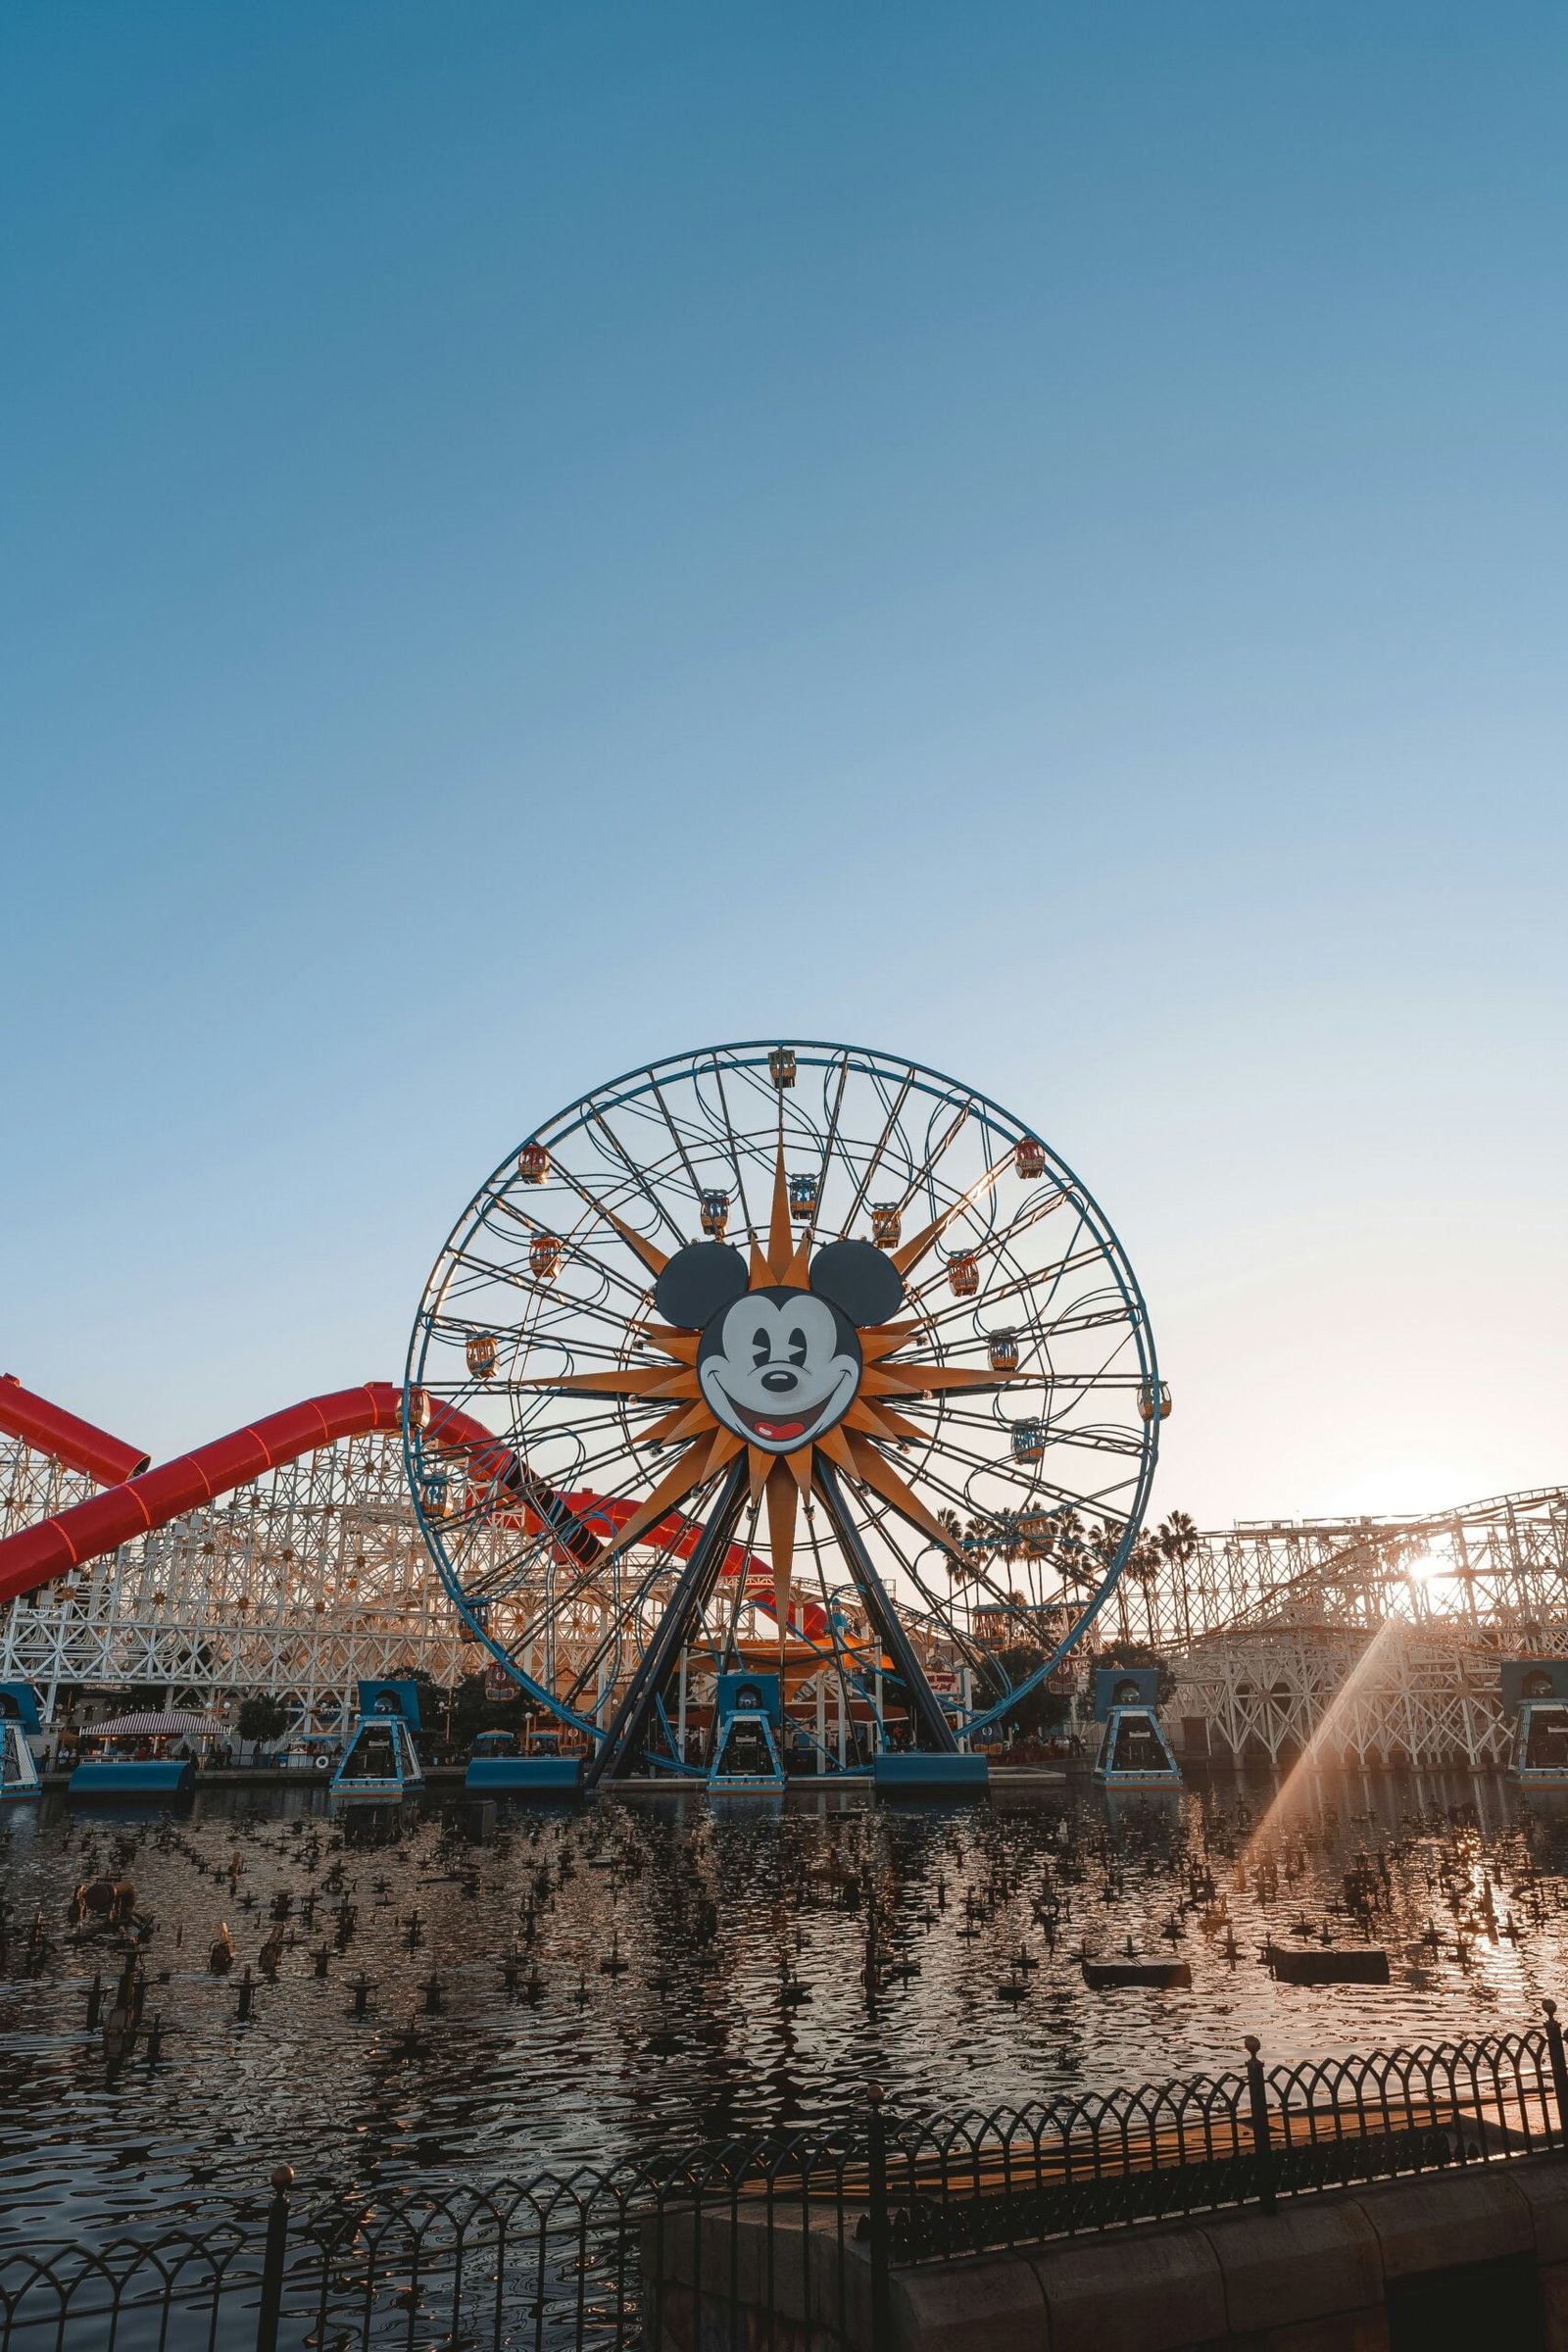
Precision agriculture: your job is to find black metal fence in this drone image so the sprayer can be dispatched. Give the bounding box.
[7,2002,1568,2352]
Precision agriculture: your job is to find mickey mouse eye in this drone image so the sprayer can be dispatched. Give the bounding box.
[788,1326,808,1366]
[752,1327,772,1366]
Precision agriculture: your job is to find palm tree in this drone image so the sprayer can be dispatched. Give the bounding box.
[1124,1531,1164,1643]
[1157,1510,1199,1565]
[1050,1508,1093,1592]
[1156,1509,1200,1645]
[1081,1519,1132,1639]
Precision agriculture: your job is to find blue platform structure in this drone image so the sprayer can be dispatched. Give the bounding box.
[708,1672,786,1792]
[331,1680,424,1801]
[70,1758,194,1799]
[1504,1662,1568,1787]
[0,1683,41,1799]
[464,1732,585,1795]
[873,1751,989,1795]
[466,1753,586,1795]
[1092,1667,1182,1788]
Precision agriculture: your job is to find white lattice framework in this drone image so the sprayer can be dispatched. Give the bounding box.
[1150,1488,1568,1644]
[1166,1625,1534,1770]
[0,1429,471,1723]
[7,1405,1566,1766]
[1156,1487,1568,1770]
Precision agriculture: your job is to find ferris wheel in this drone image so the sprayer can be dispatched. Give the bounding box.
[405,1040,1164,1781]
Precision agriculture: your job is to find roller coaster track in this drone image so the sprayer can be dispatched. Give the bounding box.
[0,1380,811,1724]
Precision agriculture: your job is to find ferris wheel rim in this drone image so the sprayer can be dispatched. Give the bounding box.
[410,1036,1156,1354]
[403,1036,1162,1757]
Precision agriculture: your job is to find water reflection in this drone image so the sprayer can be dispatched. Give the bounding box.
[4,1768,1567,2233]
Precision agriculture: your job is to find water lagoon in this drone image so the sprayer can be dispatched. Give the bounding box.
[4,1772,1565,2233]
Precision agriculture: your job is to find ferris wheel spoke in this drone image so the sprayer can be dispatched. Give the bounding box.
[706,1057,765,1242]
[439,1249,643,1345]
[642,1072,717,1215]
[559,1562,671,1711]
[800,1052,851,1235]
[905,1220,1092,1332]
[858,1503,991,1680]
[576,1111,693,1255]
[583,1453,752,1783]
[898,1440,1106,1527]
[812,1459,956,1750]
[832,1067,916,1238]
[908,1096,976,1214]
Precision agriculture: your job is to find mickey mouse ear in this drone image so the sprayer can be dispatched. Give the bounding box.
[654,1242,749,1330]
[808,1238,905,1327]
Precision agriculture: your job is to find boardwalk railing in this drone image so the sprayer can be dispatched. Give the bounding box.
[6,2004,1568,2352]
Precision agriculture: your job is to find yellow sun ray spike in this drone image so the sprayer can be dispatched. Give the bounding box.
[890,1152,1015,1279]
[585,1198,670,1281]
[748,1444,772,1507]
[636,1326,702,1363]
[513,1367,700,1398]
[843,1399,928,1446]
[599,1441,717,1564]
[640,1399,716,1446]
[858,1323,924,1362]
[765,1132,794,1279]
[843,1431,964,1562]
[859,1363,1008,1397]
[705,1425,746,1472]
[784,1231,812,1288]
[814,1422,857,1473]
[786,1443,814,1498]
[765,1461,798,1629]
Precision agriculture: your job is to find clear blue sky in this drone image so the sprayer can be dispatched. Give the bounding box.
[4,2,1564,1527]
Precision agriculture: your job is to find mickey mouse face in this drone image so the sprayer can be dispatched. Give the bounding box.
[699,1290,860,1452]
[653,1233,906,1457]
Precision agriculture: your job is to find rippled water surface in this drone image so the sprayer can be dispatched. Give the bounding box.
[5,1771,1568,2234]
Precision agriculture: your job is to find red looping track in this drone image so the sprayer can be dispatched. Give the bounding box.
[0,1373,149,1487]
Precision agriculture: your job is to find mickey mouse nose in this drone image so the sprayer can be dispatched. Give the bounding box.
[760,1369,799,1394]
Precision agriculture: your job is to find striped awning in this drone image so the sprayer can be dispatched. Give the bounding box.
[84,1711,224,1739]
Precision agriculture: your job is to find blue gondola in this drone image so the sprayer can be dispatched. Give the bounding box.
[0,1683,41,1800]
[1092,1667,1182,1789]
[709,1673,786,1792]
[1504,1663,1568,1788]
[331,1681,425,1801]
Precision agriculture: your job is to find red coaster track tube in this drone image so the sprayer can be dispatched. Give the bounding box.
[0,1383,583,1608]
[0,1374,149,1486]
[0,1382,410,1604]
[413,1392,604,1568]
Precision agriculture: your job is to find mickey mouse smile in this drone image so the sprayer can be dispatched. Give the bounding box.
[698,1290,862,1456]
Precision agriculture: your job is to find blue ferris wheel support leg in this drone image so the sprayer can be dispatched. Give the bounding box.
[583,1456,752,1788]
[812,1460,959,1754]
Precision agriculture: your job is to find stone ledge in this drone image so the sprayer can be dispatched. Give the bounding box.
[1024,2225,1225,2352]
[640,2152,1568,2352]
[1347,2164,1534,2278]
[1197,2196,1383,2333]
